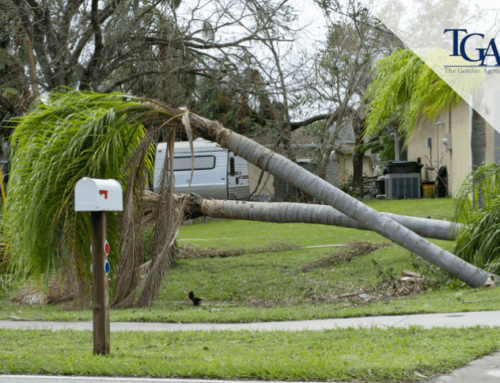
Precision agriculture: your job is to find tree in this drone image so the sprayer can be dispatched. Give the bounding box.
[454,162,500,275]
[7,91,496,311]
[364,49,460,141]
[351,114,365,189]
[2,0,295,96]
[365,48,488,204]
[5,91,151,306]
[304,0,401,199]
[0,12,32,136]
[165,98,497,288]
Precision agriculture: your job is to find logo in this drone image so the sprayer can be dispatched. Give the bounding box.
[444,29,500,67]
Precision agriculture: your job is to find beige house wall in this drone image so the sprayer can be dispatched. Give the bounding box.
[407,99,498,196]
[248,163,275,200]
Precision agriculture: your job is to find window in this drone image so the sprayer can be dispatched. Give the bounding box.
[173,156,216,171]
[229,157,235,176]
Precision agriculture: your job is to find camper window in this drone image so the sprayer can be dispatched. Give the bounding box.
[173,156,216,171]
[229,157,235,176]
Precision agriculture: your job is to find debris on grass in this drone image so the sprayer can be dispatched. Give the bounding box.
[175,241,367,259]
[288,242,391,275]
[10,276,75,306]
[176,241,302,259]
[377,269,433,298]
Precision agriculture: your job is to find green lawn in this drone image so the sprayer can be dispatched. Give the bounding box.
[2,198,500,382]
[3,197,499,324]
[1,326,500,381]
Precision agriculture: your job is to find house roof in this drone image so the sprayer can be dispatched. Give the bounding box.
[252,121,356,147]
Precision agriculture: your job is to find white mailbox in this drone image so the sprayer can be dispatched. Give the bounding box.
[75,178,123,211]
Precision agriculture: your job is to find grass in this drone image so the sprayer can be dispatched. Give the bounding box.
[1,326,500,381]
[1,287,499,323]
[3,198,500,324]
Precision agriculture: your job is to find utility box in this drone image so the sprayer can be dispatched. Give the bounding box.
[385,174,421,199]
[443,133,452,150]
[75,178,123,211]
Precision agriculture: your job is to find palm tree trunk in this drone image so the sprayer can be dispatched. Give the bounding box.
[471,109,487,208]
[185,196,460,241]
[170,109,497,287]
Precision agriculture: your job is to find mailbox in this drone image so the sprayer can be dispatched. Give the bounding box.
[75,178,123,211]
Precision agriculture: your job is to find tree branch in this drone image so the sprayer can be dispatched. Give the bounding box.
[290,113,332,131]
[104,68,211,92]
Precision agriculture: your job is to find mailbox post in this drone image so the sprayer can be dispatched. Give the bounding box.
[75,178,123,355]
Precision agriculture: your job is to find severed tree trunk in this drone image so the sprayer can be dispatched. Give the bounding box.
[156,106,498,287]
[184,195,460,241]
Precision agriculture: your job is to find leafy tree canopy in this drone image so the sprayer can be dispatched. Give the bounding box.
[364,48,461,142]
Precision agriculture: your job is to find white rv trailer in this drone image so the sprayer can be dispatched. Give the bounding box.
[153,138,250,200]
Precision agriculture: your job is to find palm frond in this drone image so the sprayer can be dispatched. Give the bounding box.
[364,49,460,142]
[453,162,500,274]
[4,91,152,294]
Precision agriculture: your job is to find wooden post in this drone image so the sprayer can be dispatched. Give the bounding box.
[76,177,123,355]
[91,211,110,355]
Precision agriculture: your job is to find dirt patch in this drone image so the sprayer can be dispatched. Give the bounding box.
[177,241,301,259]
[288,242,390,275]
[176,242,358,259]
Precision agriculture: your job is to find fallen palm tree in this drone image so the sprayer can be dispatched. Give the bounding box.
[6,91,497,311]
[182,194,460,241]
[132,99,496,294]
[163,106,497,289]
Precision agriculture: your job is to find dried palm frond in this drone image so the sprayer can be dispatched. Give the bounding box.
[10,275,75,306]
[112,111,193,308]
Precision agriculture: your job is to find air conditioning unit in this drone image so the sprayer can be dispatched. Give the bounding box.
[385,174,420,199]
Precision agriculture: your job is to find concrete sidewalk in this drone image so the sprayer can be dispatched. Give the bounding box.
[0,310,499,332]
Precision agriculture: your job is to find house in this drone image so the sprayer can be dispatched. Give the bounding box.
[402,99,500,196]
[248,122,375,202]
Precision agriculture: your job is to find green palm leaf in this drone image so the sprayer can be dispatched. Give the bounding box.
[365,48,460,142]
[4,91,152,288]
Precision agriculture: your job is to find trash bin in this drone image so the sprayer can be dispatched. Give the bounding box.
[422,183,435,198]
[386,161,424,175]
